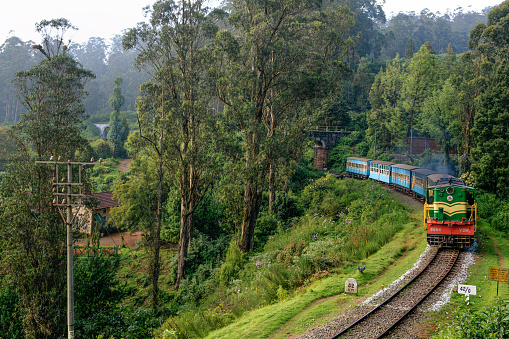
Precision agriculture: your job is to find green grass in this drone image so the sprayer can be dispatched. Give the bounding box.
[204,199,427,339]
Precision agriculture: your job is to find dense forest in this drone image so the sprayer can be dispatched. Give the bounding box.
[0,4,489,125]
[0,0,509,338]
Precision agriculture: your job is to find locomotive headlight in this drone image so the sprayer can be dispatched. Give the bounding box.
[446,186,455,194]
[447,195,453,201]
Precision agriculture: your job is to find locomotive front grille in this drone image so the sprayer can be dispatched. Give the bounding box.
[428,234,474,249]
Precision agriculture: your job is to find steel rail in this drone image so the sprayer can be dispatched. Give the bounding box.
[374,249,459,338]
[330,248,457,339]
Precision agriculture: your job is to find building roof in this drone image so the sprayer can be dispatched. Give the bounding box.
[86,191,119,210]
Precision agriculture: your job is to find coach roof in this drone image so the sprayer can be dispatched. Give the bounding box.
[370,160,395,166]
[346,157,372,162]
[392,164,419,170]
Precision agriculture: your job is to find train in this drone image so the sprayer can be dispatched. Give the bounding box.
[344,157,477,249]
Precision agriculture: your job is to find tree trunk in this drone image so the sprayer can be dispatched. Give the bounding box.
[268,161,275,212]
[152,145,163,311]
[239,179,261,253]
[175,201,193,289]
[175,164,196,289]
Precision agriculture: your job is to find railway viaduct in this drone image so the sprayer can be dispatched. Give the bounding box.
[309,126,350,170]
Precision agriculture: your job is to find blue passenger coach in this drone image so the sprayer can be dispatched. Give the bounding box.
[369,160,395,184]
[391,164,418,193]
[345,157,372,179]
[411,168,437,199]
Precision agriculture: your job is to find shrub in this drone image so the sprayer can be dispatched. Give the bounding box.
[254,213,279,249]
[0,287,23,339]
[289,163,324,193]
[74,254,122,320]
[273,192,302,222]
[95,141,113,159]
[433,300,509,338]
[327,144,353,172]
[219,243,245,286]
[355,141,369,157]
[154,306,234,339]
[75,305,164,339]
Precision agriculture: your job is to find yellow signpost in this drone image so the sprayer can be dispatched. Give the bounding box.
[489,267,509,296]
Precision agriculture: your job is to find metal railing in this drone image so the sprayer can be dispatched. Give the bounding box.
[308,126,349,132]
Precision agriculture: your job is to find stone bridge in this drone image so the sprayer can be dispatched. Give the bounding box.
[308,126,351,170]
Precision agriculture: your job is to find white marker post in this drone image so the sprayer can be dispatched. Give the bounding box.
[458,284,477,305]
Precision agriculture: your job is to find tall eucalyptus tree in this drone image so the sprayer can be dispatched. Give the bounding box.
[0,18,93,338]
[123,0,219,293]
[212,0,354,252]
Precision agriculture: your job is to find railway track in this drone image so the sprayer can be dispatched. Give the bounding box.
[330,248,460,339]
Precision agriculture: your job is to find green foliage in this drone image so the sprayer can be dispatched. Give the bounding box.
[0,287,23,339]
[74,254,123,320]
[471,57,509,198]
[273,192,302,223]
[162,188,180,243]
[219,243,245,286]
[179,232,229,281]
[13,50,94,159]
[326,144,353,172]
[193,192,226,239]
[476,193,509,232]
[154,307,234,339]
[95,140,113,159]
[75,305,165,339]
[111,154,163,233]
[433,300,509,338]
[107,77,127,158]
[288,163,324,193]
[254,213,279,250]
[355,141,369,156]
[0,155,67,338]
[0,127,16,171]
[88,159,121,192]
[108,110,126,158]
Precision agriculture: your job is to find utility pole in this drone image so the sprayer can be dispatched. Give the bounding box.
[35,159,96,339]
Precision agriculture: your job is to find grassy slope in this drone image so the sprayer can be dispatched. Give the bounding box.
[205,194,509,338]
[205,193,427,339]
[427,220,509,334]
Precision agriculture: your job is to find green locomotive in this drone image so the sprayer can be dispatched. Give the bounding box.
[425,174,476,248]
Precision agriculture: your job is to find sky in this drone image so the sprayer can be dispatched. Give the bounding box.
[0,0,505,45]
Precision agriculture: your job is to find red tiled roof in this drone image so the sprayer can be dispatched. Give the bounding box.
[87,191,119,210]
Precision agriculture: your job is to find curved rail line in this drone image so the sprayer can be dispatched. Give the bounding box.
[330,248,460,339]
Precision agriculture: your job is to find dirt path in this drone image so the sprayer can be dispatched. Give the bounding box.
[489,236,505,268]
[117,158,132,172]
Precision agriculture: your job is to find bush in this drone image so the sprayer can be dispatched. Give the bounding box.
[75,305,164,339]
[154,306,234,339]
[273,192,302,222]
[476,193,509,232]
[289,162,324,193]
[74,254,122,320]
[254,213,279,249]
[219,243,245,286]
[355,141,369,157]
[95,141,112,159]
[0,287,23,339]
[434,300,509,338]
[326,144,353,172]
